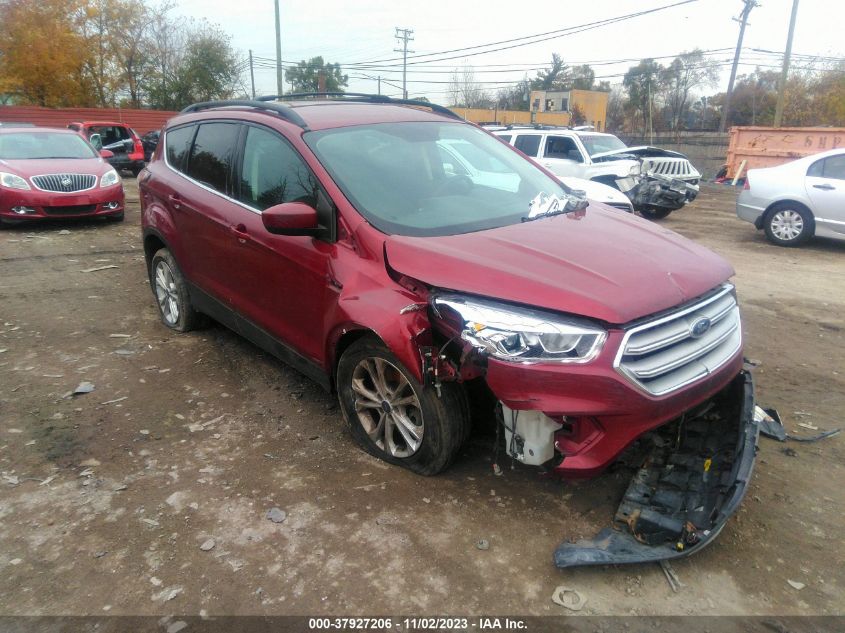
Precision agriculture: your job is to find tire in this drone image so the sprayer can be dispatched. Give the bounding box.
[149,248,203,332]
[336,337,469,476]
[639,207,673,220]
[131,165,143,177]
[107,211,124,222]
[763,202,813,247]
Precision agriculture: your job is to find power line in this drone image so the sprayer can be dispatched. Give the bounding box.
[344,0,700,68]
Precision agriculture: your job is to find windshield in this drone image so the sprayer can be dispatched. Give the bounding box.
[0,132,98,159]
[305,122,572,237]
[579,134,628,157]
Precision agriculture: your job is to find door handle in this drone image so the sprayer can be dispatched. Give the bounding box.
[168,193,181,209]
[230,223,248,244]
[813,183,835,190]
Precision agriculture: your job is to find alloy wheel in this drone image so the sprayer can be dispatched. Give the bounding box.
[351,357,424,458]
[154,260,180,326]
[770,209,804,241]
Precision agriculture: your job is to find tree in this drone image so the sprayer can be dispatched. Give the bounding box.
[570,103,587,126]
[286,57,348,93]
[111,0,154,108]
[605,85,627,131]
[532,54,569,91]
[623,59,663,134]
[447,64,490,108]
[0,0,92,106]
[570,65,595,90]
[659,49,719,133]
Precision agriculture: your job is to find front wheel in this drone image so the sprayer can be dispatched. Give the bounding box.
[336,337,469,476]
[763,203,813,247]
[639,207,673,220]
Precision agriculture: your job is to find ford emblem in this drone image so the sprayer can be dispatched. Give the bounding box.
[690,316,712,338]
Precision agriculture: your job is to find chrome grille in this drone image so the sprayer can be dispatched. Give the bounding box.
[31,173,96,193]
[641,158,699,180]
[615,286,742,396]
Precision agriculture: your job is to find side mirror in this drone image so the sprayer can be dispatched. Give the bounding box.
[88,133,103,150]
[100,149,114,159]
[262,202,319,236]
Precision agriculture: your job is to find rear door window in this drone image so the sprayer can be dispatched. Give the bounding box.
[185,122,241,195]
[513,134,541,157]
[822,155,845,180]
[165,125,196,172]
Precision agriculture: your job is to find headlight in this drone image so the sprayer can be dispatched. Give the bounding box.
[0,172,30,190]
[628,164,641,176]
[100,169,120,187]
[431,294,606,363]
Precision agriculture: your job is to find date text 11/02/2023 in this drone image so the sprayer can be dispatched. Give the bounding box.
[307,617,528,630]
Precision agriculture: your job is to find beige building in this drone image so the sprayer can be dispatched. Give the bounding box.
[450,89,610,130]
[529,89,609,131]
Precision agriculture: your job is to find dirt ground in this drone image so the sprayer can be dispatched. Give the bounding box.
[1,180,843,617]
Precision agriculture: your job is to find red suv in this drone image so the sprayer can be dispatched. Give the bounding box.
[69,121,145,176]
[140,95,758,567]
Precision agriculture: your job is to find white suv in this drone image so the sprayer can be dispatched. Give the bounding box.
[489,126,701,219]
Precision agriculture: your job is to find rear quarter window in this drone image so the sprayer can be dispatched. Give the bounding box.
[165,125,196,171]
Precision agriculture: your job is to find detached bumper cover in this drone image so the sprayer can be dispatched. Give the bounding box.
[554,370,757,568]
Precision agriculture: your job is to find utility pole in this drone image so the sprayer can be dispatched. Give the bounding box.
[377,76,381,96]
[774,0,800,127]
[648,76,653,145]
[394,27,414,99]
[249,50,256,99]
[719,0,757,132]
[274,0,283,96]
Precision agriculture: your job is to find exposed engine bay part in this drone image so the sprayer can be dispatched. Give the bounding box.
[594,146,701,213]
[500,403,562,466]
[554,370,757,568]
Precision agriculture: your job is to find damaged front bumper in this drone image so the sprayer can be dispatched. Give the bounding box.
[554,370,757,568]
[629,172,700,211]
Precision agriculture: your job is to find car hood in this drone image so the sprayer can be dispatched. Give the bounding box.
[0,157,111,177]
[559,177,631,207]
[592,146,688,161]
[384,208,734,325]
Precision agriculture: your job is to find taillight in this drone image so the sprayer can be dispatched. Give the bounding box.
[743,177,750,190]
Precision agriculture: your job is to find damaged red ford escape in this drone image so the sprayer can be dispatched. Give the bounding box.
[140,94,758,568]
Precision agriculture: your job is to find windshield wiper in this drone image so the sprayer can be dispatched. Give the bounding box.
[522,191,588,222]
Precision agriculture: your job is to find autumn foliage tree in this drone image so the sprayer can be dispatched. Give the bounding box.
[0,0,242,109]
[0,0,92,106]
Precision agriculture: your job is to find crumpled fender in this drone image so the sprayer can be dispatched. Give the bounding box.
[325,276,431,385]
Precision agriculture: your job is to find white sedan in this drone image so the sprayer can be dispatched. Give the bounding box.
[737,148,845,246]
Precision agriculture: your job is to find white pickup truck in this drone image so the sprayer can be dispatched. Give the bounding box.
[488,126,701,219]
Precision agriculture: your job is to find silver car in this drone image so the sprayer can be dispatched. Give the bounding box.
[737,148,845,247]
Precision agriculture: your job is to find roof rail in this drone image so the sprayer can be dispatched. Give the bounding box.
[179,100,311,130]
[502,123,571,131]
[257,93,464,121]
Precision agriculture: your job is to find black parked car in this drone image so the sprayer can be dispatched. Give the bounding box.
[141,130,160,162]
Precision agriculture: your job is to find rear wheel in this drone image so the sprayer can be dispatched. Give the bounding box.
[639,207,673,220]
[336,337,468,476]
[149,248,203,332]
[763,203,813,247]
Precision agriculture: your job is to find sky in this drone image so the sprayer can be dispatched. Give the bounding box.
[170,0,845,104]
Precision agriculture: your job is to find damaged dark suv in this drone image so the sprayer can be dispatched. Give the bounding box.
[140,94,758,568]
